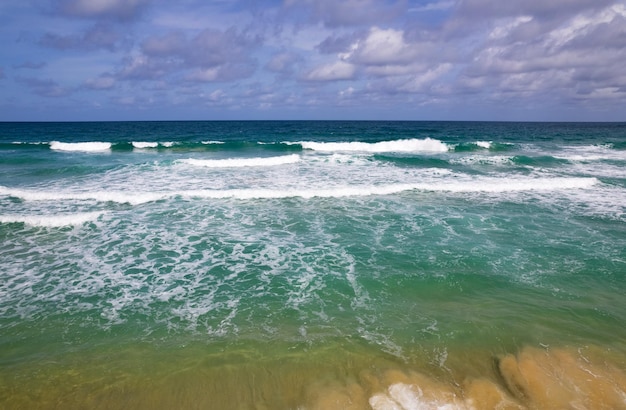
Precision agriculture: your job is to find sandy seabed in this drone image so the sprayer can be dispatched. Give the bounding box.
[1,342,625,410]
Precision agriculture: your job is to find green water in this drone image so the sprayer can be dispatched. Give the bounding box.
[1,121,625,408]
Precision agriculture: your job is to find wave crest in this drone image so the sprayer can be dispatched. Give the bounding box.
[178,154,300,168]
[0,211,106,227]
[50,141,111,152]
[300,138,449,153]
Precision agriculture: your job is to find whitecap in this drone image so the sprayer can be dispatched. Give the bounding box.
[300,138,449,153]
[132,141,158,149]
[49,141,111,152]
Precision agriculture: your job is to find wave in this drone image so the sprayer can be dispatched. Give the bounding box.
[511,155,570,167]
[178,154,300,168]
[452,141,515,153]
[373,155,451,168]
[555,144,626,162]
[0,186,162,205]
[132,141,159,149]
[0,211,106,227]
[49,141,112,152]
[299,138,449,153]
[0,177,599,204]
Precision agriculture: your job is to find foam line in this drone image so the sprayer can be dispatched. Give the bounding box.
[0,177,599,205]
[0,211,106,227]
[179,154,300,168]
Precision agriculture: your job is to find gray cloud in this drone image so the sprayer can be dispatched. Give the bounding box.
[14,61,47,69]
[285,0,405,27]
[2,0,625,120]
[142,28,261,68]
[316,32,363,54]
[83,75,116,90]
[55,0,152,21]
[456,0,616,19]
[265,51,303,75]
[40,24,128,51]
[462,4,626,100]
[115,27,262,83]
[18,77,72,97]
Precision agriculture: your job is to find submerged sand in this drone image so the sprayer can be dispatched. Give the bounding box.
[1,342,625,409]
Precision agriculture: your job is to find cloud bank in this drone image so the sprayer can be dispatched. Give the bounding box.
[0,0,624,120]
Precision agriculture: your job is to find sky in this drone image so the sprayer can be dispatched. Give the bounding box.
[1,0,625,121]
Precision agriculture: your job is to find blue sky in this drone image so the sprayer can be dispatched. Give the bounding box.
[1,0,625,121]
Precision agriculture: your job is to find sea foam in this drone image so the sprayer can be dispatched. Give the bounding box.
[300,138,449,153]
[0,211,105,227]
[179,154,300,168]
[132,142,159,149]
[0,176,599,206]
[0,186,163,205]
[50,141,111,152]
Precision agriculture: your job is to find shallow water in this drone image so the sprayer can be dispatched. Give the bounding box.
[1,121,625,409]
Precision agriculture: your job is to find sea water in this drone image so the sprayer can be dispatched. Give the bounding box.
[0,121,625,409]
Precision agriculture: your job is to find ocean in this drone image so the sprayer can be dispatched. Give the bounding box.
[0,121,625,409]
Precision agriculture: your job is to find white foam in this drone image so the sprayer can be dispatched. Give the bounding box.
[0,186,163,205]
[179,154,300,168]
[0,211,105,227]
[370,383,467,410]
[555,144,626,162]
[0,176,599,206]
[300,138,449,153]
[132,141,158,149]
[450,155,512,165]
[421,176,599,193]
[475,141,492,149]
[49,141,111,152]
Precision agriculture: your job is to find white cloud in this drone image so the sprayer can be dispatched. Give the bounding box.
[400,63,453,92]
[343,27,420,65]
[304,61,356,81]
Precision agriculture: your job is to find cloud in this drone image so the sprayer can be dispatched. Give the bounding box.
[142,27,261,68]
[2,0,625,120]
[303,61,356,81]
[14,62,47,69]
[186,63,256,83]
[117,54,174,80]
[18,77,72,97]
[40,24,128,51]
[316,32,363,54]
[456,0,616,19]
[464,4,626,97]
[285,0,405,27]
[341,27,422,65]
[55,0,152,21]
[409,1,456,13]
[83,75,116,89]
[110,26,262,84]
[265,51,303,75]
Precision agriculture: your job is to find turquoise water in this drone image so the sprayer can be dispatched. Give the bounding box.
[1,121,625,409]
